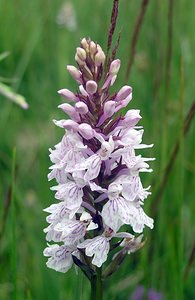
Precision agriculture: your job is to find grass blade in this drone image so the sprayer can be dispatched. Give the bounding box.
[0,82,28,109]
[11,147,17,300]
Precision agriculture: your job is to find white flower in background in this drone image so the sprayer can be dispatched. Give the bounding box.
[56,2,77,31]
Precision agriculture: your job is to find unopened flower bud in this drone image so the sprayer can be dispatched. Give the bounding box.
[76,47,86,61]
[94,50,106,66]
[86,80,98,94]
[58,103,80,121]
[75,101,89,114]
[116,86,132,101]
[75,54,86,66]
[67,65,83,84]
[89,41,97,55]
[110,75,117,86]
[53,119,78,131]
[80,38,88,50]
[109,59,121,75]
[97,44,102,51]
[58,89,77,102]
[78,123,94,139]
[104,101,115,117]
[58,103,75,113]
[124,109,141,120]
[122,109,141,127]
[79,85,88,97]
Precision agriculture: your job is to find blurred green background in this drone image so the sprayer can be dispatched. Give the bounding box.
[0,0,195,299]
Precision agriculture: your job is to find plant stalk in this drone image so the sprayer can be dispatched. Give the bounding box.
[90,267,103,300]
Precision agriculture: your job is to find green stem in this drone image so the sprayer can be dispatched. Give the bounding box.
[90,267,103,300]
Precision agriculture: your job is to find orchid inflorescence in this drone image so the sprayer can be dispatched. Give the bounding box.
[43,38,154,275]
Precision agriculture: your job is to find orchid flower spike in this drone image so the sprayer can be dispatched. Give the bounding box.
[44,38,154,275]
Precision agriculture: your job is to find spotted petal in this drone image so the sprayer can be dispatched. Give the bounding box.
[55,220,86,245]
[43,244,73,273]
[101,197,131,232]
[77,154,102,181]
[78,236,110,267]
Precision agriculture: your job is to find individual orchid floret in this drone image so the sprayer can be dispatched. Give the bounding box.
[101,182,133,232]
[104,101,116,117]
[76,47,87,62]
[120,234,145,254]
[44,223,63,242]
[44,38,154,281]
[96,101,116,127]
[102,59,121,90]
[50,175,86,215]
[78,123,95,139]
[118,110,142,128]
[109,59,121,75]
[101,181,153,233]
[53,119,79,132]
[115,85,132,102]
[120,175,151,202]
[58,88,78,102]
[76,136,114,181]
[58,103,80,122]
[78,235,110,268]
[94,48,106,67]
[44,202,71,224]
[80,38,88,50]
[66,65,83,84]
[78,230,135,268]
[89,41,96,54]
[79,84,89,97]
[114,86,133,112]
[110,234,145,268]
[49,131,86,176]
[43,244,79,273]
[54,212,97,245]
[75,101,89,114]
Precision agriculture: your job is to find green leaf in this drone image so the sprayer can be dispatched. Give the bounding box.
[72,255,95,281]
[0,51,10,61]
[0,82,29,109]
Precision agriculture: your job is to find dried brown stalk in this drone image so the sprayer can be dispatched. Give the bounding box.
[124,0,149,83]
[183,242,195,282]
[105,0,120,73]
[106,0,120,57]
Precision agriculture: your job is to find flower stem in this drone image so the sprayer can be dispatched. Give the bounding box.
[90,267,103,300]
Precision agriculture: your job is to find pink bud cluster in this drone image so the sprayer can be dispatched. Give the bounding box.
[43,38,154,273]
